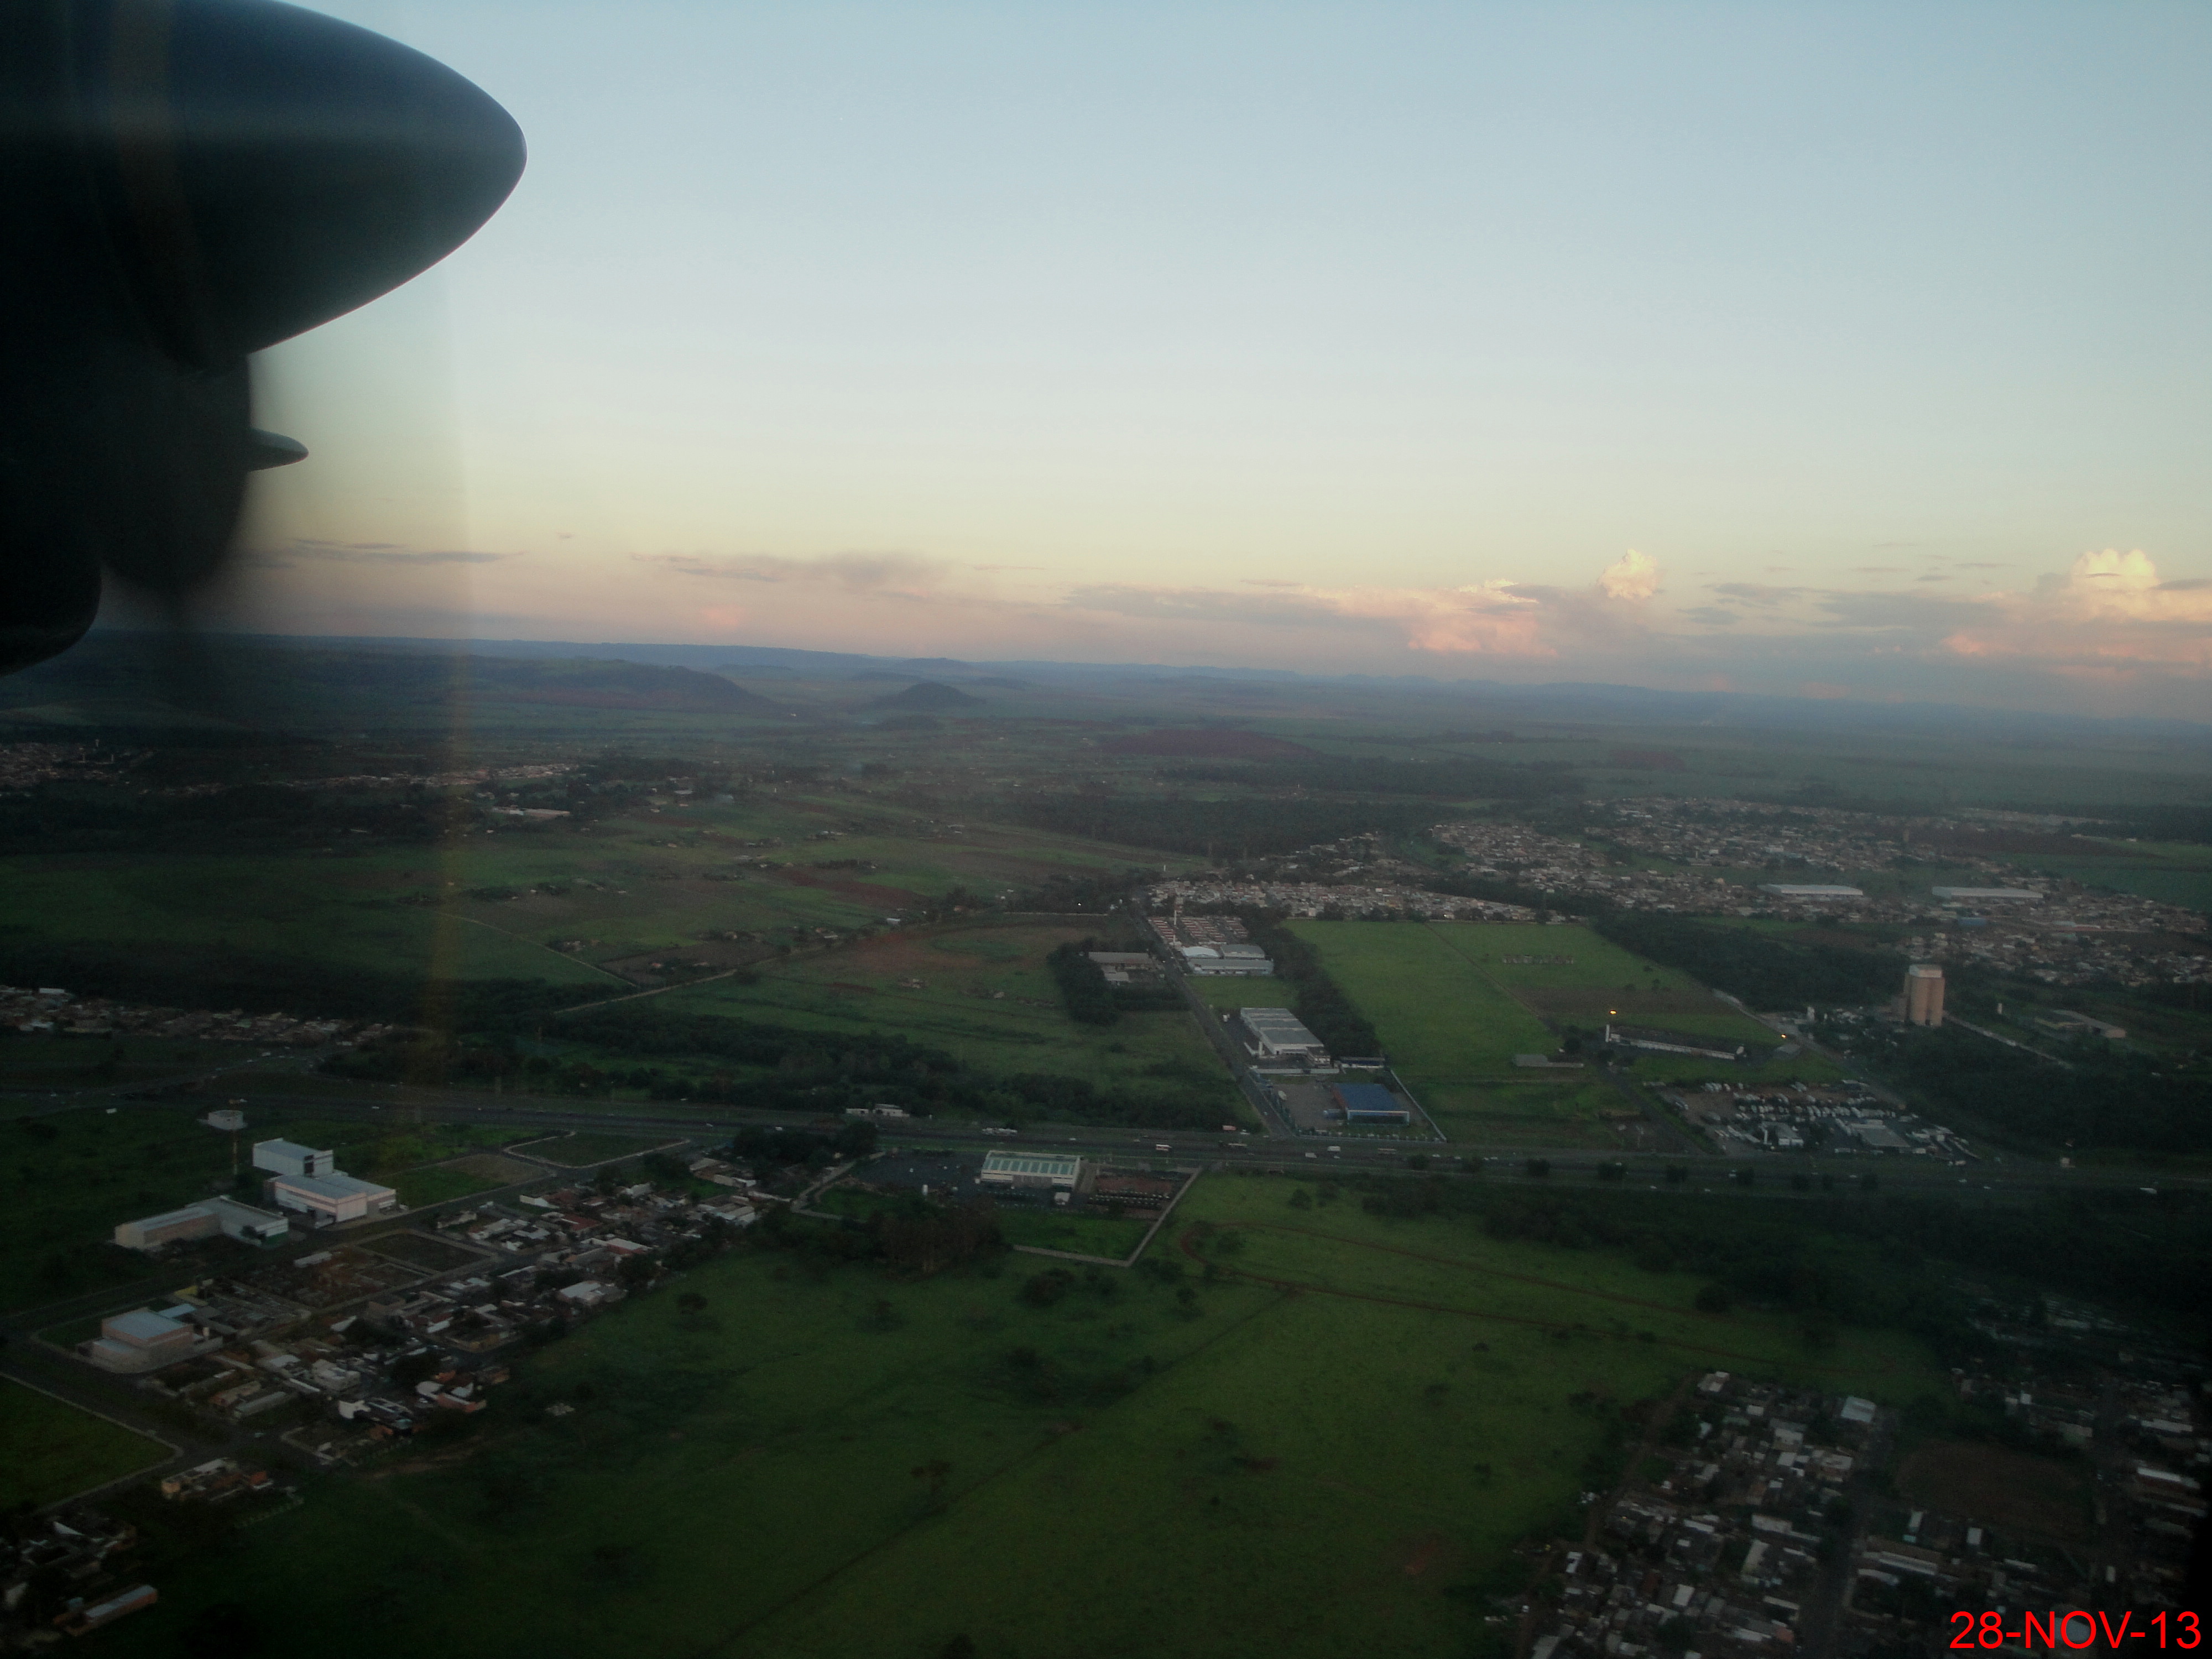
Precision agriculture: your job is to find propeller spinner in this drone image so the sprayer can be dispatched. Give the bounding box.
[0,0,525,674]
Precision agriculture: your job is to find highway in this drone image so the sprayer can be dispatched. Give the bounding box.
[9,1068,2203,1205]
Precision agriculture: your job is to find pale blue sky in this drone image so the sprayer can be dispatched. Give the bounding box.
[237,1,2212,713]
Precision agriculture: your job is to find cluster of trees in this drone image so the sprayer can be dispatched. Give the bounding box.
[1871,1024,2212,1155]
[330,1004,1232,1130]
[1347,1172,2212,1342]
[870,1196,1004,1275]
[1044,940,1181,1025]
[1242,915,1383,1056]
[1593,912,1903,1006]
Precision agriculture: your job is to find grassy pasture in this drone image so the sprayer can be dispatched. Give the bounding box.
[510,1131,685,1167]
[102,1173,1943,1659]
[1190,974,1297,1010]
[1288,921,1556,1076]
[0,1379,168,1509]
[1432,923,1777,1046]
[1292,922,1802,1144]
[0,791,1190,1000]
[660,920,1248,1124]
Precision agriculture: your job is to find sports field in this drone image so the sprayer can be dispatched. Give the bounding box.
[0,1379,168,1509]
[102,1173,1942,1659]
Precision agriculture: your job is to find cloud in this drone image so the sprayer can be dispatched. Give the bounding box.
[1598,549,1661,601]
[635,550,947,592]
[1708,582,1808,607]
[1058,552,1681,659]
[1678,606,1739,626]
[1939,550,2212,670]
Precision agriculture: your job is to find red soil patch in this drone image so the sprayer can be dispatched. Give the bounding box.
[1097,728,1319,759]
[1896,1440,2091,1543]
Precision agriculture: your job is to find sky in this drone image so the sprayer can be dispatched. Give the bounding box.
[196,1,2212,716]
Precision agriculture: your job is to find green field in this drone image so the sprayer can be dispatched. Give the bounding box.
[384,1165,513,1207]
[993,1206,1156,1259]
[0,1379,168,1509]
[1289,921,1556,1075]
[818,1185,1158,1260]
[1189,974,1297,1010]
[1287,921,1791,1145]
[1996,842,2212,914]
[660,919,1249,1125]
[1459,924,1780,1046]
[101,1172,1942,1659]
[509,1131,685,1167]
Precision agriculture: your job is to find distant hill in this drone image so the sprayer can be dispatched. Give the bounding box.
[463,659,789,716]
[1098,727,1319,759]
[870,681,984,712]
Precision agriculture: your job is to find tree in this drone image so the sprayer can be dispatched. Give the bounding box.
[676,1291,707,1319]
[1525,1158,1551,1178]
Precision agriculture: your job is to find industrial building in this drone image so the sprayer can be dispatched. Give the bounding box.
[979,1150,1084,1190]
[113,1195,289,1251]
[1905,963,1945,1026]
[1756,883,1865,899]
[252,1138,336,1178]
[1087,951,1161,984]
[2038,1010,2126,1041]
[1331,1082,1410,1125]
[266,1170,399,1225]
[1930,886,2041,902]
[1239,1006,1327,1062]
[79,1306,211,1374]
[1177,942,1274,976]
[249,1136,398,1224]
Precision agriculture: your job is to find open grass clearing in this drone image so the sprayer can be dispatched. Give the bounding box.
[0,1379,169,1509]
[102,1173,1942,1659]
[1288,920,1556,1078]
[660,918,1249,1125]
[506,1131,685,1167]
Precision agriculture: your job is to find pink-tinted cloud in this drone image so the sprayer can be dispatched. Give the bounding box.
[1940,550,2212,671]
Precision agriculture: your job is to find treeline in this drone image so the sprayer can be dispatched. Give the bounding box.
[1006,797,1446,858]
[0,780,530,854]
[1875,1024,2212,1155]
[2091,804,2212,846]
[0,942,585,1028]
[1045,941,1182,1025]
[1350,1175,2212,1340]
[1159,757,1580,801]
[1593,912,1903,1006]
[330,1005,1230,1130]
[1243,915,1382,1056]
